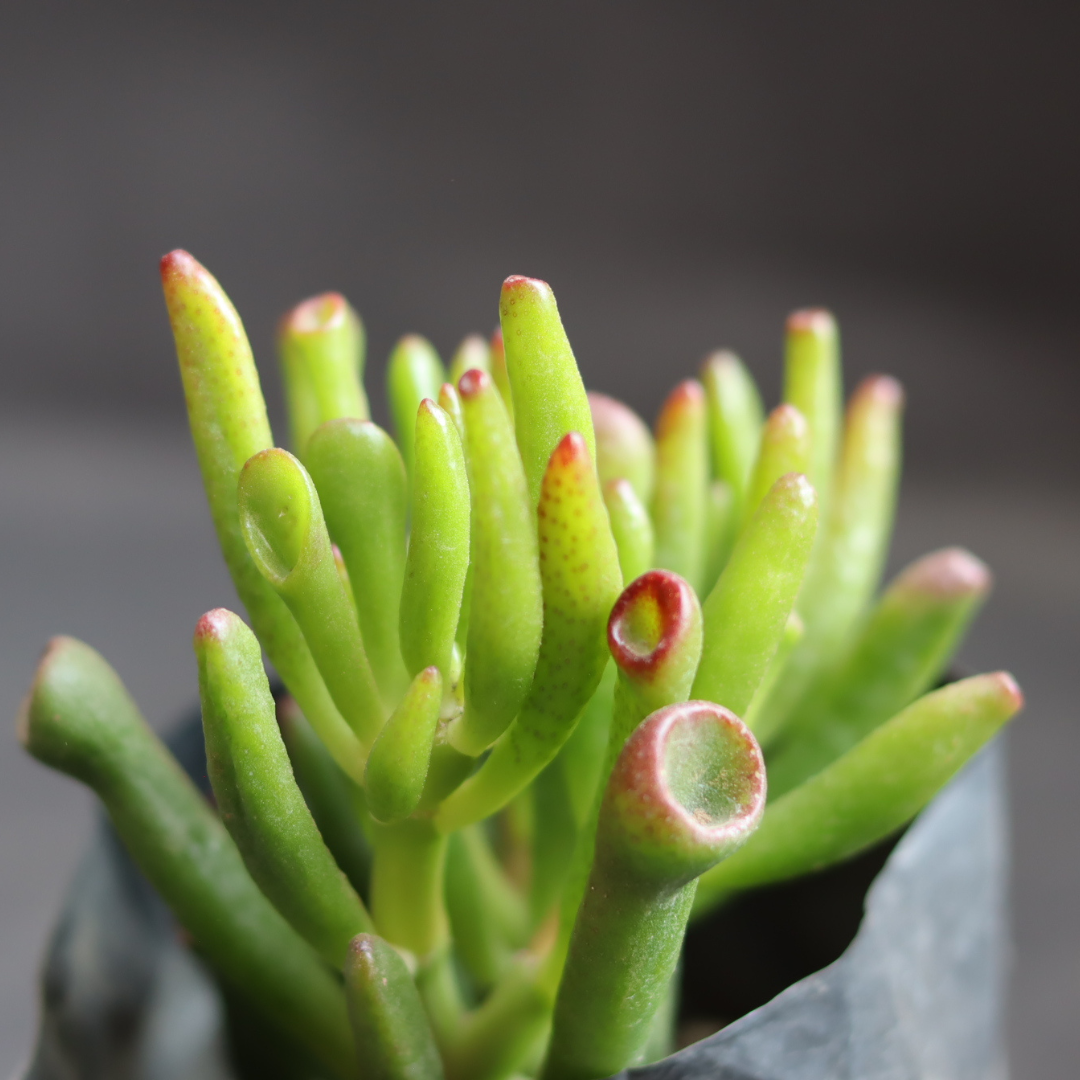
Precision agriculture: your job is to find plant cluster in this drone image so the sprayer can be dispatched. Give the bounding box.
[20,252,1023,1080]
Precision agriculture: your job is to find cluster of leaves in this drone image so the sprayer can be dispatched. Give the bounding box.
[20,252,1022,1080]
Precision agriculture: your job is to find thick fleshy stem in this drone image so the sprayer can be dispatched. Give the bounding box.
[740,403,811,530]
[306,419,411,703]
[279,291,369,459]
[195,609,372,965]
[767,547,991,795]
[693,672,1023,917]
[701,350,764,517]
[388,335,446,480]
[691,473,818,717]
[160,250,361,782]
[542,702,766,1080]
[758,375,905,739]
[434,432,622,832]
[238,448,385,751]
[499,276,595,509]
[399,399,471,693]
[651,380,709,594]
[345,933,445,1080]
[365,667,443,824]
[589,391,656,506]
[450,368,543,755]
[603,478,655,584]
[18,636,357,1079]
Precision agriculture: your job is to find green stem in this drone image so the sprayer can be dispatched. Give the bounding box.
[542,702,765,1080]
[371,817,450,960]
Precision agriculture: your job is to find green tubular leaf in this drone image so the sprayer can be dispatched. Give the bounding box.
[195,609,373,966]
[603,478,655,584]
[693,672,1023,916]
[19,636,357,1079]
[700,479,736,597]
[388,335,446,479]
[542,702,765,1080]
[306,419,411,704]
[742,611,804,741]
[278,696,374,900]
[589,392,656,505]
[434,432,622,833]
[439,381,467,440]
[529,756,580,928]
[449,333,491,385]
[445,826,530,990]
[365,667,443,824]
[651,380,710,594]
[499,276,595,509]
[740,403,812,530]
[559,661,616,829]
[755,375,904,739]
[345,934,445,1080]
[238,448,385,748]
[399,400,471,689]
[701,350,764,511]
[489,328,514,423]
[767,547,991,796]
[450,368,543,755]
[160,250,363,783]
[782,308,842,515]
[279,291,369,459]
[691,473,818,719]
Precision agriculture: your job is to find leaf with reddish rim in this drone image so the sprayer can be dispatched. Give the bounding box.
[160,250,362,781]
[306,419,411,704]
[435,432,621,833]
[450,367,543,756]
[196,608,373,965]
[603,477,655,584]
[589,391,656,506]
[694,672,1022,916]
[19,635,357,1078]
[543,701,765,1080]
[499,276,595,509]
[768,546,991,795]
[388,335,446,480]
[278,291,369,459]
[651,380,710,594]
[692,473,818,719]
[238,447,385,752]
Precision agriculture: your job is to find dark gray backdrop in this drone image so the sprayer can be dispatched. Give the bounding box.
[1,3,1077,1077]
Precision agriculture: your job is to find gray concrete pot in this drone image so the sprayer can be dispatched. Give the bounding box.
[20,712,1008,1080]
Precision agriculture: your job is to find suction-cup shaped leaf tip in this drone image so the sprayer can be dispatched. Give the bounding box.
[608,570,700,685]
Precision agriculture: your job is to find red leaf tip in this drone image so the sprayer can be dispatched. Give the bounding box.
[194,607,238,644]
[458,368,491,399]
[283,292,347,335]
[159,249,202,284]
[787,308,836,336]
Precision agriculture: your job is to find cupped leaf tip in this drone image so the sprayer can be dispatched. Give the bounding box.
[608,570,701,684]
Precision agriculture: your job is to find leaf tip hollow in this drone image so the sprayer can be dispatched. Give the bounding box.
[608,570,700,682]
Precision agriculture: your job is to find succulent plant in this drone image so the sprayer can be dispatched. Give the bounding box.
[19,252,1023,1080]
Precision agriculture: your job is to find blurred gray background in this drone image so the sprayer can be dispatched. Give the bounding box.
[1,1,1078,1075]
